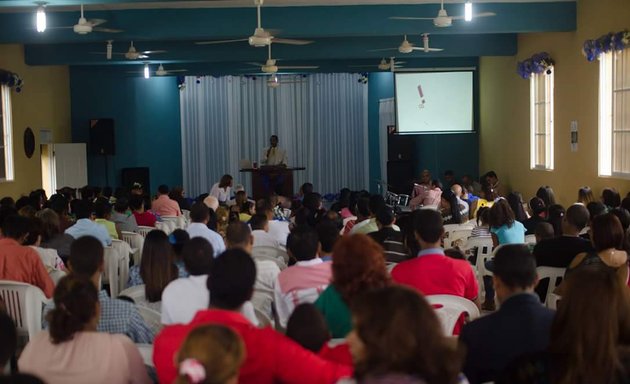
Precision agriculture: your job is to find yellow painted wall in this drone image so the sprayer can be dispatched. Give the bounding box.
[0,44,71,199]
[480,0,630,205]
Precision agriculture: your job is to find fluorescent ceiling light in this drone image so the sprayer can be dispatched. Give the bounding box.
[36,6,46,32]
[465,1,473,21]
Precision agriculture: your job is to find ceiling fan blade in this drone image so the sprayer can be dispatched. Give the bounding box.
[86,19,107,27]
[368,48,399,52]
[140,50,166,54]
[166,69,188,73]
[411,47,443,52]
[277,65,319,69]
[389,16,435,20]
[348,65,378,68]
[46,26,75,30]
[271,38,314,46]
[195,39,248,45]
[451,11,495,21]
[93,27,123,33]
[425,48,444,52]
[137,54,149,59]
[90,51,125,55]
[246,62,266,67]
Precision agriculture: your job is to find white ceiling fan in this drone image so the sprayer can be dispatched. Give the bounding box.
[91,41,166,60]
[49,4,122,34]
[195,0,312,47]
[247,44,318,74]
[390,0,495,28]
[349,58,405,71]
[267,74,307,88]
[369,34,443,54]
[127,64,187,76]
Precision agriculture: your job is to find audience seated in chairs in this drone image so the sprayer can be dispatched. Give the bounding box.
[533,204,592,268]
[152,184,182,217]
[186,202,226,258]
[175,324,245,384]
[534,222,555,243]
[316,218,341,262]
[250,214,281,249]
[274,226,332,328]
[169,229,190,273]
[577,186,596,205]
[556,212,629,296]
[459,244,555,384]
[43,236,154,344]
[153,248,352,384]
[93,200,121,240]
[346,285,465,384]
[110,197,139,233]
[256,198,291,248]
[0,308,45,383]
[46,194,74,232]
[315,234,390,338]
[350,195,387,235]
[391,209,480,331]
[169,186,191,212]
[499,264,630,384]
[368,206,411,263]
[441,189,465,225]
[130,195,157,228]
[126,230,182,309]
[23,217,66,274]
[19,276,151,384]
[35,208,74,262]
[0,215,54,298]
[523,197,547,235]
[64,199,112,247]
[226,221,279,322]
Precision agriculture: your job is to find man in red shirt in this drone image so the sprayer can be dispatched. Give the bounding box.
[0,215,54,298]
[391,210,480,318]
[153,249,352,384]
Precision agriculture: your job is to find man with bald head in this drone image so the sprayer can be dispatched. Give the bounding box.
[451,184,470,218]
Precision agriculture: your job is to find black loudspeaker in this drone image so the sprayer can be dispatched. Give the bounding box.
[89,118,115,155]
[387,160,416,195]
[388,134,416,162]
[121,167,150,195]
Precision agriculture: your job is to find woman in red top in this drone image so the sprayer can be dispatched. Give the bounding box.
[130,195,157,227]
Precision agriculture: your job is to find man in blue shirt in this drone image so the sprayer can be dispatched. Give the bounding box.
[65,199,112,246]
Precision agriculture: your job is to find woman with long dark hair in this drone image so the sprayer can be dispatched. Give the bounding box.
[210,174,234,205]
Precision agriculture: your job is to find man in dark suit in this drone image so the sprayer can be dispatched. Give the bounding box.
[459,244,555,384]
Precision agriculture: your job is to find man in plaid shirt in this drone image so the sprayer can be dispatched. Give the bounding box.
[43,236,154,344]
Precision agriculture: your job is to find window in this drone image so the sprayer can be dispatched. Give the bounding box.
[0,85,14,182]
[530,69,554,170]
[599,49,630,177]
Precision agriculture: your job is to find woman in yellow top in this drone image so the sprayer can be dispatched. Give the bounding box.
[93,200,121,240]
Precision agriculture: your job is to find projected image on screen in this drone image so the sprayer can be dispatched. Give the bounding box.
[395,71,473,134]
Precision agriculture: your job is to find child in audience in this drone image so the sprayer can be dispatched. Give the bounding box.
[534,222,555,243]
[489,199,526,247]
[175,325,245,384]
[18,276,151,384]
[346,285,466,384]
[470,207,491,238]
[577,186,595,205]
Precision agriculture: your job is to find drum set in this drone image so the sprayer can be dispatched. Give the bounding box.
[386,191,410,210]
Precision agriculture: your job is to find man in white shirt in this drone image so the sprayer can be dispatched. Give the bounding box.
[261,135,288,166]
[250,214,281,249]
[226,221,280,321]
[256,198,290,248]
[161,237,258,326]
[186,202,225,257]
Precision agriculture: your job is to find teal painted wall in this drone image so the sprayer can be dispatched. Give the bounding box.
[70,68,182,195]
[368,59,480,193]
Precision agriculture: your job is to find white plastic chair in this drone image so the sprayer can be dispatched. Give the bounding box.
[462,236,494,289]
[525,234,537,246]
[254,306,273,328]
[48,269,67,285]
[119,284,146,302]
[161,216,186,230]
[137,226,153,238]
[182,210,191,222]
[0,280,50,341]
[444,228,473,249]
[426,294,480,335]
[386,262,398,274]
[121,231,144,266]
[136,305,162,335]
[103,242,130,297]
[251,246,288,270]
[136,343,154,368]
[536,266,565,308]
[155,221,174,234]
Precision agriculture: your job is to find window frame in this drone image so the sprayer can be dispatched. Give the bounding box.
[0,84,14,182]
[599,49,630,178]
[529,68,555,171]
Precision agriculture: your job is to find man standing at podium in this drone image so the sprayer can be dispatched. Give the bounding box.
[261,135,288,196]
[262,135,288,166]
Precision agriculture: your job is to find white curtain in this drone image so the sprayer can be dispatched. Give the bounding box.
[180,74,368,197]
[378,98,395,193]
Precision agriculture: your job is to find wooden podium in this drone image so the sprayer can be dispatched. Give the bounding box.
[240,167,306,200]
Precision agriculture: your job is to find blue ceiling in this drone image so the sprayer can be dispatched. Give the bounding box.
[0,1,576,75]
